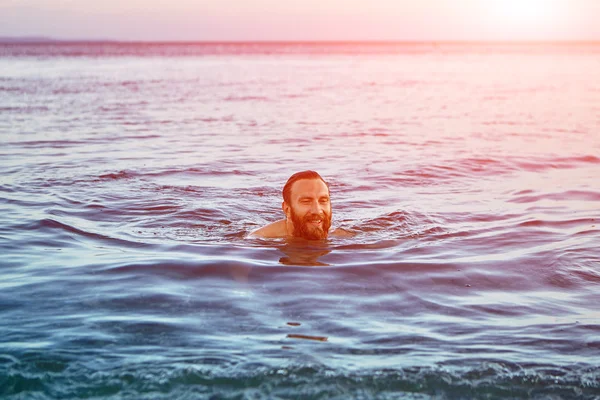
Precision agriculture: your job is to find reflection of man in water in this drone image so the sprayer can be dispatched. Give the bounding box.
[250,170,351,240]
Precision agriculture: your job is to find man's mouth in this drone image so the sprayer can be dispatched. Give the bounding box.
[306,217,323,226]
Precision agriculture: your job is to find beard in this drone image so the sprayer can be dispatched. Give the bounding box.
[290,207,332,240]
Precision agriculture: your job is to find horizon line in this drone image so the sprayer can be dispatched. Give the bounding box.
[2,37,600,45]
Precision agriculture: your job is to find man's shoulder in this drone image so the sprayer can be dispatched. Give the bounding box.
[248,219,287,238]
[330,227,356,238]
[248,220,356,239]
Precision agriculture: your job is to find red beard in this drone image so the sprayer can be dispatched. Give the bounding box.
[290,209,331,240]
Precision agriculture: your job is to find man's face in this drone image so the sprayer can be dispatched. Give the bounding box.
[285,178,332,240]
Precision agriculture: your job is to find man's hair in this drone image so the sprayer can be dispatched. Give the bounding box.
[282,170,328,204]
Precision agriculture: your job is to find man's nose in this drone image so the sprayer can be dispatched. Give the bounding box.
[310,200,321,214]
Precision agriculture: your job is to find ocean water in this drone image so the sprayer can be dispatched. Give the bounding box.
[1,42,599,399]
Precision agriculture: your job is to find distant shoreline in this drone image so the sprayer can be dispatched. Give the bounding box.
[1,37,600,45]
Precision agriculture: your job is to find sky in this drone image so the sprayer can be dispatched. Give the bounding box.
[1,0,599,41]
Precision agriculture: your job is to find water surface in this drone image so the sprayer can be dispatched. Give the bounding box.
[1,42,599,399]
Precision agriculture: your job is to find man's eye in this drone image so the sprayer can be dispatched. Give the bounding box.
[320,198,329,203]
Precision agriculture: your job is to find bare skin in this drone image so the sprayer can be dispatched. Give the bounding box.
[250,219,354,238]
[249,178,353,239]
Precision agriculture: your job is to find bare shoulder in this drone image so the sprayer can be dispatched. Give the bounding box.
[331,227,356,238]
[248,219,287,238]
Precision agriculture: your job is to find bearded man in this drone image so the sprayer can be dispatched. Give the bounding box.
[249,170,352,240]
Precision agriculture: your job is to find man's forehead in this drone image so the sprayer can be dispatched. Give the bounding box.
[290,178,329,197]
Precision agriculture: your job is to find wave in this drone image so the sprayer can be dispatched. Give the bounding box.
[510,190,600,203]
[0,105,49,113]
[5,134,164,150]
[514,155,600,171]
[19,218,153,249]
[223,95,270,102]
[97,167,255,181]
[397,154,600,184]
[1,356,598,399]
[516,216,598,228]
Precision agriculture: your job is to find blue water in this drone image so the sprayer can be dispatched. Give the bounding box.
[1,42,600,399]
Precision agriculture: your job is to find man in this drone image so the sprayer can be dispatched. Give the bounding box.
[249,170,352,240]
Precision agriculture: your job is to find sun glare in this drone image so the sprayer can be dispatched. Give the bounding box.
[481,0,571,40]
[487,0,561,24]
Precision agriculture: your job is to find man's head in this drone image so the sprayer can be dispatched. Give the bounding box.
[282,170,332,240]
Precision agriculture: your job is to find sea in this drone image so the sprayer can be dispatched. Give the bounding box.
[1,42,599,399]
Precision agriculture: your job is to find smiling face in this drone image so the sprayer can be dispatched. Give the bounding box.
[283,178,332,240]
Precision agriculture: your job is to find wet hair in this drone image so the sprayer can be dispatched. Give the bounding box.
[282,170,329,204]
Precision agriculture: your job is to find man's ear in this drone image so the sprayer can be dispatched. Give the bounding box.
[282,201,290,219]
